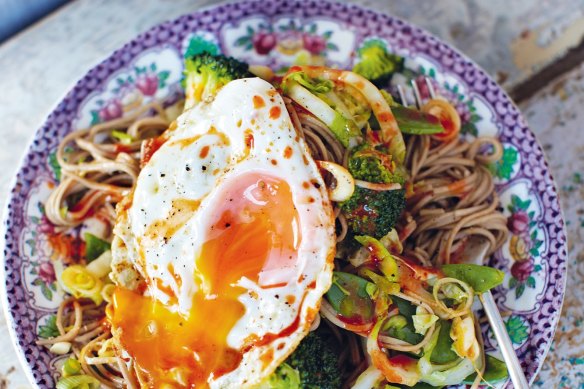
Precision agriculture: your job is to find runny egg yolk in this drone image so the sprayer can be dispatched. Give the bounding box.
[111,173,302,388]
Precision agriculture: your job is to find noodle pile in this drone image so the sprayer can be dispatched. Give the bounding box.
[42,102,172,387]
[403,135,508,266]
[40,87,507,387]
[291,104,507,387]
[46,102,170,229]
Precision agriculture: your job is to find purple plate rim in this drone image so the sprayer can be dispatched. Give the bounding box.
[1,0,568,387]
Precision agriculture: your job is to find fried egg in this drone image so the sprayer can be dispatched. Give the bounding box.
[110,78,335,388]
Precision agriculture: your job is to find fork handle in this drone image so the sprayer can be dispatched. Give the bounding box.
[479,291,530,389]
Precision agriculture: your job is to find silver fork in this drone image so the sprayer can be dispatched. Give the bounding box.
[396,77,438,107]
[398,78,530,388]
[461,238,530,388]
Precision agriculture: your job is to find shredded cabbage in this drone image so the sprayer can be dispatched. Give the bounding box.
[379,229,403,254]
[450,316,480,361]
[418,324,478,386]
[85,250,112,279]
[97,338,117,358]
[412,306,438,335]
[284,81,361,148]
[350,365,384,389]
[441,283,466,303]
[285,71,333,94]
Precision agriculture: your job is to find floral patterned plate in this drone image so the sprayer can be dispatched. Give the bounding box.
[1,1,567,388]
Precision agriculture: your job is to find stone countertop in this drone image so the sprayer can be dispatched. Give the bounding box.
[0,0,582,387]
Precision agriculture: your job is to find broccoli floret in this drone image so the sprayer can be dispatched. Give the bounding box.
[183,53,253,108]
[343,141,407,238]
[259,363,301,389]
[348,143,405,185]
[352,39,404,87]
[286,332,341,389]
[341,187,406,239]
[349,154,391,183]
[264,332,341,389]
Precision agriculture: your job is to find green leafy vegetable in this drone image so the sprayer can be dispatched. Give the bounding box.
[385,315,408,331]
[359,268,400,296]
[326,272,375,323]
[84,233,111,262]
[463,354,508,384]
[284,79,361,148]
[430,321,459,364]
[386,296,424,345]
[378,90,444,135]
[418,328,476,386]
[410,383,443,389]
[392,106,445,135]
[325,84,372,129]
[441,264,504,293]
[440,283,467,303]
[393,295,416,318]
[388,323,424,346]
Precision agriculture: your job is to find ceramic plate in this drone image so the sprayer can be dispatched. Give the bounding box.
[1,1,567,387]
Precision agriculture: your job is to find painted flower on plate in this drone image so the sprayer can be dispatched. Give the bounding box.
[38,261,56,285]
[252,31,277,55]
[302,33,327,55]
[508,210,530,235]
[98,99,123,122]
[506,194,544,298]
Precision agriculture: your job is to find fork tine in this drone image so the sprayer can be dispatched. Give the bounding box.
[397,85,408,106]
[410,79,423,109]
[425,77,437,99]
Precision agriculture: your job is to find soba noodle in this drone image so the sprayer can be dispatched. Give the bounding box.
[46,102,170,229]
[40,89,506,387]
[40,102,172,387]
[403,134,508,266]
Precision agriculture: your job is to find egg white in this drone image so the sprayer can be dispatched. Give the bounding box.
[112,78,335,388]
